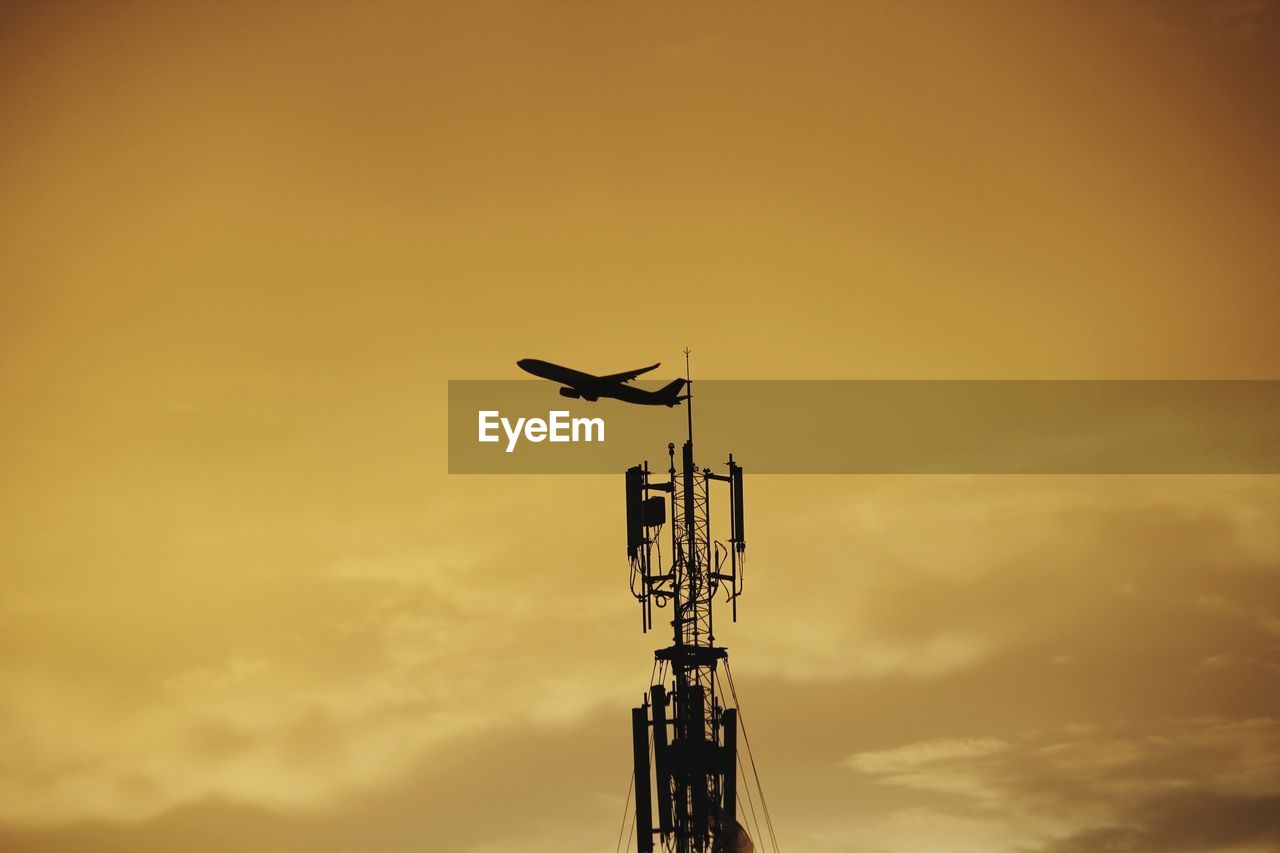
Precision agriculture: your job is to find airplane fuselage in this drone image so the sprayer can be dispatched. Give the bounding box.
[516,358,686,407]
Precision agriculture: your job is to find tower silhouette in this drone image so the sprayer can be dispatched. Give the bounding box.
[625,353,752,852]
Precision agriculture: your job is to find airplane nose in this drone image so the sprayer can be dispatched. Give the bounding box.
[516,358,533,370]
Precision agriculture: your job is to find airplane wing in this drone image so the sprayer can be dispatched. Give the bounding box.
[597,362,660,384]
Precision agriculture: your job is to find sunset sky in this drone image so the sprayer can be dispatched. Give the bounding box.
[2,1,1280,851]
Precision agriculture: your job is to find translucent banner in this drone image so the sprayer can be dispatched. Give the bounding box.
[447,380,1280,474]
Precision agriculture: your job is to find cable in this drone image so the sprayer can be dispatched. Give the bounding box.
[727,660,783,845]
[727,663,779,852]
[618,657,668,853]
[615,769,635,853]
[714,670,768,853]
[737,742,762,845]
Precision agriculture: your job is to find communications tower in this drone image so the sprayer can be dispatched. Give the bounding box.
[624,353,761,853]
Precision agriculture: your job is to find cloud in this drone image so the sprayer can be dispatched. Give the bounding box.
[846,718,1280,852]
[0,706,633,853]
[3,473,1278,845]
[0,522,644,827]
[1210,0,1280,42]
[846,737,1009,775]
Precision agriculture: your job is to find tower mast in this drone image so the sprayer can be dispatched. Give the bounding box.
[683,347,693,446]
[625,351,749,852]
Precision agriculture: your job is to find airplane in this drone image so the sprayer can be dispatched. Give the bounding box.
[516,358,688,406]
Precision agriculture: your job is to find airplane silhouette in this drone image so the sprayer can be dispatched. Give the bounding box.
[517,359,688,407]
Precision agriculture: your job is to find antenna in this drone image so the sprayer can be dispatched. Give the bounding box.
[683,347,693,447]
[625,350,752,853]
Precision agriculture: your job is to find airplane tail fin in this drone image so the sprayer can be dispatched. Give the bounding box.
[660,378,688,405]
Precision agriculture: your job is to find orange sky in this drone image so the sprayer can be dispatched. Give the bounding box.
[2,2,1279,851]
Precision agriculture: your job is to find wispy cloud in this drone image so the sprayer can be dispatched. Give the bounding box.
[845,718,1280,851]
